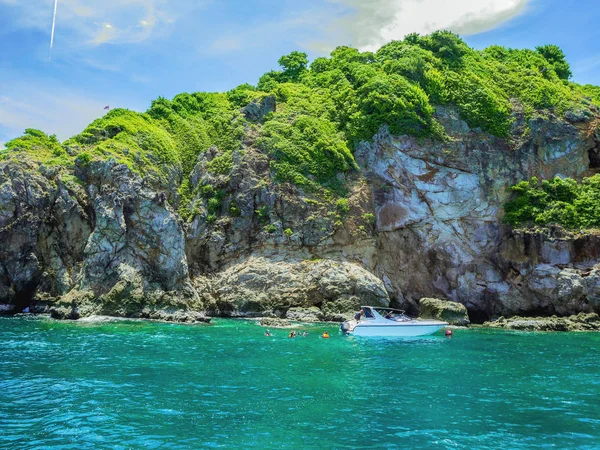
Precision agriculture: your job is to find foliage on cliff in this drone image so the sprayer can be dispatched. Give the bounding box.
[504,175,600,229]
[2,32,597,203]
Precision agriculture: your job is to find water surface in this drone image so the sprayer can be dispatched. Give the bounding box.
[1,317,599,449]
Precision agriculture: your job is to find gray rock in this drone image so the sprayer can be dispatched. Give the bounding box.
[286,307,322,322]
[419,297,470,326]
[484,313,600,332]
[203,257,389,319]
[242,95,276,121]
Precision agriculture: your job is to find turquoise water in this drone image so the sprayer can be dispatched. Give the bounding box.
[1,317,599,449]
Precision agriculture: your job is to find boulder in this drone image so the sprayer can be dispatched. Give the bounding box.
[419,297,470,326]
[206,257,389,318]
[241,95,276,121]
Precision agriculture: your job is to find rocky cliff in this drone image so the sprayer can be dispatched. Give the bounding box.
[2,34,600,322]
[1,104,598,322]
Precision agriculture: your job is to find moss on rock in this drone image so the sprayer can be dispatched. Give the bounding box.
[419,297,470,326]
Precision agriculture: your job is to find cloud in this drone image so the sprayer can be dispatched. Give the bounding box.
[0,0,202,47]
[203,0,529,58]
[317,0,530,52]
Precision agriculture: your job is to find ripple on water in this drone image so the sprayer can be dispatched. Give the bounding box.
[1,317,600,449]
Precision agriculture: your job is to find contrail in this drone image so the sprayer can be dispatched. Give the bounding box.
[49,0,58,60]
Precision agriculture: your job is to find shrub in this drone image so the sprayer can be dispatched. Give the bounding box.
[362,213,376,225]
[255,205,270,224]
[336,198,350,214]
[504,175,600,229]
[207,197,221,214]
[229,201,241,217]
[76,152,92,166]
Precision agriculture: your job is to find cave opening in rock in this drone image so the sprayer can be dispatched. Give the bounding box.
[589,147,600,171]
[13,285,36,314]
[466,307,490,324]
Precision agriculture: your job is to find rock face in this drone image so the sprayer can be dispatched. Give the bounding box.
[419,298,470,326]
[1,106,600,323]
[356,107,600,320]
[0,159,205,322]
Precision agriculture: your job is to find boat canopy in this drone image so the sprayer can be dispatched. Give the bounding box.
[360,306,411,322]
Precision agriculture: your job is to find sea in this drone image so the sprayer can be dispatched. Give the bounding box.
[0,316,599,449]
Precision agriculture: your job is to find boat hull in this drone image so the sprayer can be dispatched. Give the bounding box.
[352,322,446,337]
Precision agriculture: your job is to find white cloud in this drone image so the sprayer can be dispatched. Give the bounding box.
[318,0,530,52]
[203,0,529,57]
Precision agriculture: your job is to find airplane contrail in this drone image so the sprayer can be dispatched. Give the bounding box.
[49,0,58,60]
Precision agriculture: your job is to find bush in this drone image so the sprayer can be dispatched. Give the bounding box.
[362,213,376,225]
[504,175,600,229]
[336,198,350,214]
[207,197,221,214]
[255,205,270,224]
[229,201,241,217]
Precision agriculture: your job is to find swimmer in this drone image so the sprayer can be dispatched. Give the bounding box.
[265,329,272,337]
[302,331,308,337]
[322,331,330,339]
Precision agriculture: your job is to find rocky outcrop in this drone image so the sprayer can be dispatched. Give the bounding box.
[200,257,389,319]
[418,298,470,326]
[1,105,600,323]
[484,313,600,331]
[0,158,204,322]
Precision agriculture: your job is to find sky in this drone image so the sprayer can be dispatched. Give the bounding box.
[1,0,599,147]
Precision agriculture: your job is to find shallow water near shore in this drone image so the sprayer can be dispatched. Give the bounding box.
[1,317,599,449]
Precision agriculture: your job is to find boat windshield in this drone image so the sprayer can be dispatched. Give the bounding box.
[375,308,411,322]
[362,307,376,319]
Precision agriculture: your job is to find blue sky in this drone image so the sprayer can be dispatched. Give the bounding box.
[1,0,599,146]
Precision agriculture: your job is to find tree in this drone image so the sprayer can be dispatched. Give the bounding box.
[278,51,308,81]
[536,44,572,80]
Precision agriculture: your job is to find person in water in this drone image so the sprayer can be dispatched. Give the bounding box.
[302,331,308,337]
[322,331,330,339]
[265,329,272,337]
[288,331,296,338]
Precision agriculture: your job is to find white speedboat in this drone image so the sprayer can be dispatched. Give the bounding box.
[341,306,447,337]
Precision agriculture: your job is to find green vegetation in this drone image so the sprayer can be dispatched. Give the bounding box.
[335,198,350,214]
[3,31,598,220]
[362,213,376,225]
[255,205,270,224]
[504,175,600,229]
[4,129,72,166]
